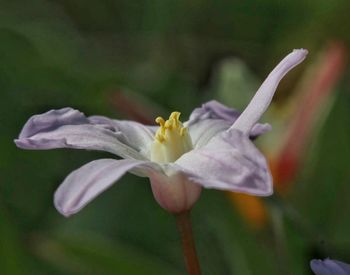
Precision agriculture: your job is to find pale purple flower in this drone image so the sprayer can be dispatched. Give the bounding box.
[15,49,307,216]
[311,259,350,275]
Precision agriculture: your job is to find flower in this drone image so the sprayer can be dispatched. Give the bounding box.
[15,49,307,216]
[310,259,350,275]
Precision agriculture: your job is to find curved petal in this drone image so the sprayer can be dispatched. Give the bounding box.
[88,115,154,158]
[54,158,159,217]
[231,49,308,134]
[15,108,145,160]
[185,101,271,148]
[310,259,350,275]
[175,129,272,196]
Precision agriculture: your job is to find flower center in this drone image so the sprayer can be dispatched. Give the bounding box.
[150,111,193,163]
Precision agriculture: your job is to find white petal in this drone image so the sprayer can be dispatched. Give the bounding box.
[54,158,159,217]
[189,119,232,148]
[89,116,155,158]
[175,130,272,196]
[231,49,308,134]
[15,108,146,160]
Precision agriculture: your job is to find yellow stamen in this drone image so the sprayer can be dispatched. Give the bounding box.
[155,117,165,126]
[151,111,193,163]
[164,120,173,129]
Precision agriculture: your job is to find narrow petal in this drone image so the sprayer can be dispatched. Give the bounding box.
[310,259,350,275]
[231,49,308,134]
[15,108,146,160]
[185,100,271,148]
[54,158,158,217]
[175,129,272,196]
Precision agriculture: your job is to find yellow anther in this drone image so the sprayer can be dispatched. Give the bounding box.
[164,120,173,129]
[151,111,193,163]
[170,111,180,120]
[155,117,165,126]
[170,112,181,127]
[153,111,186,143]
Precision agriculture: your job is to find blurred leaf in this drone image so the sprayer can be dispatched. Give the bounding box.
[32,232,181,275]
[213,57,259,111]
[194,193,278,275]
[290,86,350,258]
[0,205,27,275]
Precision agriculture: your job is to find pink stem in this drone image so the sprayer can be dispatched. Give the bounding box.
[175,211,201,275]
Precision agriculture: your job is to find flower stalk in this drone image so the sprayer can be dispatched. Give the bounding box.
[175,211,201,275]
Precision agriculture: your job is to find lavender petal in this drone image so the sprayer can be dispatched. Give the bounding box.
[186,101,271,147]
[310,259,350,275]
[175,129,272,195]
[231,49,308,134]
[54,158,157,217]
[15,108,146,160]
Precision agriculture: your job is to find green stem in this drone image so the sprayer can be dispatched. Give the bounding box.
[175,211,201,275]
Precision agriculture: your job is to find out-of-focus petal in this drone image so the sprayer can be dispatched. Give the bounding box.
[231,49,308,134]
[250,123,272,139]
[175,129,272,196]
[15,108,145,160]
[310,259,350,275]
[186,101,271,148]
[187,100,241,123]
[54,158,159,217]
[89,115,154,157]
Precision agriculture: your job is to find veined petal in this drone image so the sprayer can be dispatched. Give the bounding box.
[54,158,159,217]
[231,49,308,134]
[186,100,271,148]
[15,108,145,160]
[310,259,350,275]
[89,116,155,158]
[175,129,272,195]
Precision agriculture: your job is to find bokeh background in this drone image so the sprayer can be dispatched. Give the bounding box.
[1,0,350,274]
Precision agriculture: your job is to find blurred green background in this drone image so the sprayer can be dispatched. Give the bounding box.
[1,0,350,274]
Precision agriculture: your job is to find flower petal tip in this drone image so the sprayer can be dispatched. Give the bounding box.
[230,48,308,134]
[14,139,22,148]
[292,48,308,60]
[310,258,350,275]
[58,210,74,218]
[282,48,308,70]
[54,200,74,218]
[294,48,308,54]
[54,199,78,218]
